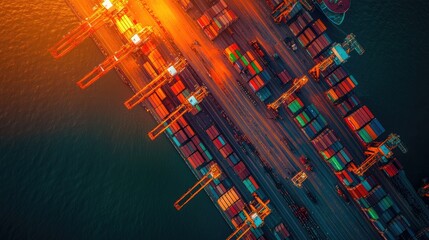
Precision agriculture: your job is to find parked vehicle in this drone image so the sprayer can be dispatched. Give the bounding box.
[284,37,298,51]
[300,156,313,171]
[336,185,351,204]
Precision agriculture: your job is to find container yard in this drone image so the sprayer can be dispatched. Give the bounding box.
[49,0,429,239]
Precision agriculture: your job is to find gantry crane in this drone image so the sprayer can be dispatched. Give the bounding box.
[174,163,222,210]
[148,86,209,140]
[291,170,308,188]
[272,0,298,23]
[267,75,308,111]
[76,26,153,89]
[227,193,271,240]
[49,0,128,59]
[124,58,188,109]
[348,133,407,176]
[309,33,365,80]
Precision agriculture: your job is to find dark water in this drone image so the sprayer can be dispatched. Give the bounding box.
[0,0,427,239]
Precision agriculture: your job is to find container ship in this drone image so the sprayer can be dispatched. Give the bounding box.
[315,0,351,25]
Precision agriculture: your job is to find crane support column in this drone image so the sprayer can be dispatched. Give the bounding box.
[174,164,222,210]
[148,86,209,140]
[268,75,308,111]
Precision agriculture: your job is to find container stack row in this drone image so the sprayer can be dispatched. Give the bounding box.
[296,19,327,47]
[283,9,414,239]
[196,0,238,40]
[224,43,273,102]
[205,123,287,239]
[309,127,411,238]
[288,100,328,140]
[344,105,385,145]
[325,75,358,103]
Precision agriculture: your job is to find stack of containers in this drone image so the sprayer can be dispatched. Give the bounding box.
[324,66,349,87]
[115,14,135,35]
[233,51,254,73]
[277,69,293,84]
[344,105,385,144]
[301,114,328,140]
[196,0,238,40]
[325,75,358,103]
[306,33,333,58]
[286,96,305,116]
[311,129,343,160]
[287,11,313,36]
[205,123,273,235]
[255,87,272,102]
[344,105,374,131]
[383,215,413,239]
[140,37,157,55]
[297,27,317,47]
[294,104,319,127]
[243,176,259,194]
[225,43,271,102]
[147,89,170,120]
[334,168,361,187]
[357,119,385,144]
[336,94,360,117]
[273,223,290,239]
[148,48,167,73]
[310,19,327,36]
[326,148,353,172]
[380,158,402,177]
[296,17,328,48]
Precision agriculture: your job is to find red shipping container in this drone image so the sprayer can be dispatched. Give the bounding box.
[220,144,233,158]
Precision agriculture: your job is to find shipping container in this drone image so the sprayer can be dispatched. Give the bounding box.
[324,66,349,87]
[335,169,360,187]
[217,187,240,211]
[277,69,293,84]
[256,87,272,102]
[233,161,251,180]
[286,97,305,116]
[294,104,319,127]
[301,115,328,140]
[306,33,332,58]
[336,94,361,117]
[326,75,358,103]
[206,125,220,140]
[356,118,385,144]
[344,105,374,131]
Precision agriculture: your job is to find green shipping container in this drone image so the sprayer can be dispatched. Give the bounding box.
[240,56,249,66]
[329,157,343,171]
[358,128,373,143]
[367,208,379,220]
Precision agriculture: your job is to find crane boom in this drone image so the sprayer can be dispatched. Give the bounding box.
[124,58,188,110]
[49,0,128,59]
[148,86,209,140]
[75,26,154,89]
[272,0,298,23]
[77,44,134,89]
[349,133,407,176]
[268,75,308,111]
[309,33,364,80]
[174,164,222,210]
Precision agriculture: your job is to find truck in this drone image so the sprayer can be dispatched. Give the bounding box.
[300,156,313,171]
[284,37,298,51]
